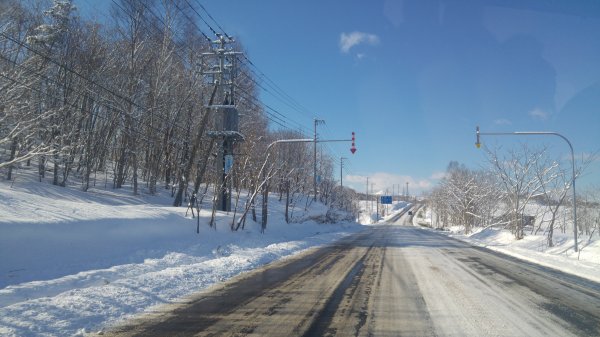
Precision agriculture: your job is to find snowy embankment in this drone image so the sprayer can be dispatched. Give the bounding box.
[0,173,363,337]
[357,199,410,225]
[412,207,600,284]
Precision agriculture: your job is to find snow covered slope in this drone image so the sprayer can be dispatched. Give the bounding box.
[0,172,362,336]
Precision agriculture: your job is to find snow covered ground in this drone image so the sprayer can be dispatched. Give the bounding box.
[356,199,410,224]
[412,206,600,284]
[2,169,599,336]
[0,170,362,336]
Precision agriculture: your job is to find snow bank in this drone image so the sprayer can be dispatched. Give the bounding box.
[411,210,600,284]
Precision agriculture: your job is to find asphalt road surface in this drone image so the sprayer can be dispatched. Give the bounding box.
[104,213,600,337]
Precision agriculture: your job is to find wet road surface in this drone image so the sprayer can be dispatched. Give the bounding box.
[103,214,600,336]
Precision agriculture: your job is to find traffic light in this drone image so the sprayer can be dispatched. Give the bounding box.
[475,126,481,148]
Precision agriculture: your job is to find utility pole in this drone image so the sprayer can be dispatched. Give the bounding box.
[203,35,243,212]
[338,157,347,209]
[406,182,409,201]
[340,157,347,187]
[313,119,325,201]
[366,177,369,213]
[370,182,375,216]
[340,157,345,208]
[385,188,389,216]
[376,193,380,222]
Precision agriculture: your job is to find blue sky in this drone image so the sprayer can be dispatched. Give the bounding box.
[78,0,600,195]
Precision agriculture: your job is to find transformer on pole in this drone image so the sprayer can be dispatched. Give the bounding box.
[202,35,244,212]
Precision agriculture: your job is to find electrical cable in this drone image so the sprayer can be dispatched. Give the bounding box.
[177,1,318,132]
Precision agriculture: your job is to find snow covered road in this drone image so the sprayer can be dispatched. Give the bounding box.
[103,215,600,336]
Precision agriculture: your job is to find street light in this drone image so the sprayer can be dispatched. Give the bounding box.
[259,138,313,231]
[475,126,579,252]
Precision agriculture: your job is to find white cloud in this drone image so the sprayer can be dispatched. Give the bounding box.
[430,171,447,180]
[339,31,380,53]
[345,172,432,195]
[494,118,512,125]
[529,108,549,120]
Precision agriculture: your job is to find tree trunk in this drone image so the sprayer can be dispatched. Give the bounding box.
[38,155,45,181]
[173,84,217,207]
[53,151,59,186]
[285,180,290,223]
[6,138,17,180]
[547,220,554,248]
[115,141,127,188]
[193,138,215,195]
[132,152,138,195]
[261,181,269,233]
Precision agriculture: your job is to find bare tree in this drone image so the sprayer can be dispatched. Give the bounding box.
[0,1,57,174]
[533,156,571,247]
[0,0,345,232]
[487,144,546,239]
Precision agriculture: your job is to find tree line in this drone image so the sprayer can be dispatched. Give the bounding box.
[0,0,359,227]
[427,144,599,248]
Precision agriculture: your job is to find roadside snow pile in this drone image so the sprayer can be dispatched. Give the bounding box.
[437,226,600,284]
[0,173,362,337]
[411,205,600,284]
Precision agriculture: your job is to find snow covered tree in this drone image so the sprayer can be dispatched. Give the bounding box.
[25,0,80,186]
[428,161,502,233]
[0,1,54,176]
[487,144,547,239]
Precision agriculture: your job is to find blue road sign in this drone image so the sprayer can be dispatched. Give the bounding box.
[381,196,392,204]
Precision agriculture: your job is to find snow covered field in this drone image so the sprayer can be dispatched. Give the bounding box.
[0,172,362,336]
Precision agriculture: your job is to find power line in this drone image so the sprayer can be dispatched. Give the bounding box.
[0,71,159,146]
[182,0,220,38]
[234,79,310,134]
[177,2,318,132]
[111,0,310,137]
[234,87,309,134]
[236,56,313,126]
[168,0,212,43]
[0,30,196,138]
[0,51,193,143]
[239,54,315,119]
[192,0,232,40]
[236,85,308,133]
[145,0,310,135]
[16,0,316,146]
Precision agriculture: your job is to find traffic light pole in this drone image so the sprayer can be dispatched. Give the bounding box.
[259,135,356,228]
